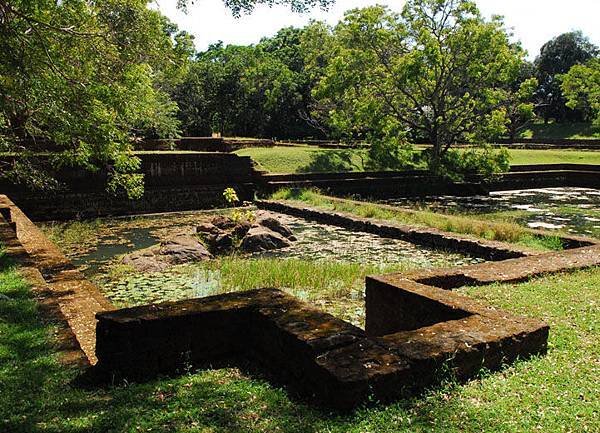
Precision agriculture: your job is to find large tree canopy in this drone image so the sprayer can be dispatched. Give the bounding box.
[309,0,524,175]
[534,31,599,123]
[562,59,600,130]
[0,0,332,195]
[174,27,322,139]
[0,0,194,196]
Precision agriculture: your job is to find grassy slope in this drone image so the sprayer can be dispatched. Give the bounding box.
[508,149,600,165]
[236,146,600,173]
[235,146,367,173]
[1,245,599,432]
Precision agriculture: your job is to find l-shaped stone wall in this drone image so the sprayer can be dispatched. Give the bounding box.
[3,193,600,410]
[0,195,113,364]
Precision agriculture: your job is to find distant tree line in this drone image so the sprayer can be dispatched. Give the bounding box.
[173,28,322,139]
[171,2,599,172]
[2,0,600,194]
[174,21,599,138]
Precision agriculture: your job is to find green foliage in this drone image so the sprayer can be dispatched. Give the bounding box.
[209,0,333,17]
[2,0,331,194]
[518,122,599,139]
[0,0,194,195]
[309,0,526,176]
[223,187,255,222]
[423,145,510,181]
[562,59,600,129]
[534,31,598,122]
[500,62,539,140]
[223,187,240,205]
[174,28,323,139]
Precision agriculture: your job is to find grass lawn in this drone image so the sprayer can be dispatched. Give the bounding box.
[508,149,600,165]
[1,242,599,432]
[235,146,367,173]
[270,189,564,250]
[236,146,600,173]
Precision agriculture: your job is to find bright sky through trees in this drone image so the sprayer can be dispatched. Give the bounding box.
[155,0,600,58]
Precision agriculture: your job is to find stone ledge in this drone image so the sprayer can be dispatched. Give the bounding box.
[0,209,90,367]
[0,195,114,364]
[380,244,600,290]
[96,285,549,410]
[256,199,539,260]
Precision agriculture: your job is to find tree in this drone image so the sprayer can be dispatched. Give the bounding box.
[502,62,538,141]
[175,43,257,136]
[0,0,193,197]
[311,0,523,175]
[0,0,332,195]
[174,27,323,139]
[534,31,598,123]
[209,0,333,16]
[562,59,600,130]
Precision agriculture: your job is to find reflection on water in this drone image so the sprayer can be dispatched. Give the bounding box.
[68,212,482,279]
[381,187,600,236]
[69,228,159,273]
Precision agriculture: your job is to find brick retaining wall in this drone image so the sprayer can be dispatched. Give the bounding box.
[0,153,259,220]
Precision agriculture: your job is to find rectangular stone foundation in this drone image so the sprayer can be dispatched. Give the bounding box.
[96,285,548,410]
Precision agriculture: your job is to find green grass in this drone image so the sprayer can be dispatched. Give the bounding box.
[270,189,564,250]
[106,258,416,327]
[197,257,407,299]
[42,219,103,251]
[1,241,599,432]
[508,149,600,165]
[235,146,367,173]
[236,146,600,173]
[103,251,588,331]
[519,122,600,139]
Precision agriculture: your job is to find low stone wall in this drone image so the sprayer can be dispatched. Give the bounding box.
[255,200,540,260]
[0,195,114,364]
[4,192,600,410]
[1,152,259,220]
[261,172,487,198]
[365,244,600,335]
[260,165,600,198]
[494,137,600,149]
[137,137,276,152]
[3,156,600,220]
[96,284,550,410]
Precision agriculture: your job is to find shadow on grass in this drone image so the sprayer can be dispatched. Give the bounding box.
[298,149,364,173]
[523,122,600,139]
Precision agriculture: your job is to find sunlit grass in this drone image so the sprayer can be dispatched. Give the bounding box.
[41,219,103,251]
[236,145,600,174]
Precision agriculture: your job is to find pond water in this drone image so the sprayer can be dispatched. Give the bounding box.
[42,210,482,328]
[381,187,600,236]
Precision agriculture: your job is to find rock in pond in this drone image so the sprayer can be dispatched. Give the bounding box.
[240,226,291,253]
[122,235,213,273]
[255,212,296,241]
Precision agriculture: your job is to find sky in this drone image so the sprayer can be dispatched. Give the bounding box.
[154,0,600,59]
